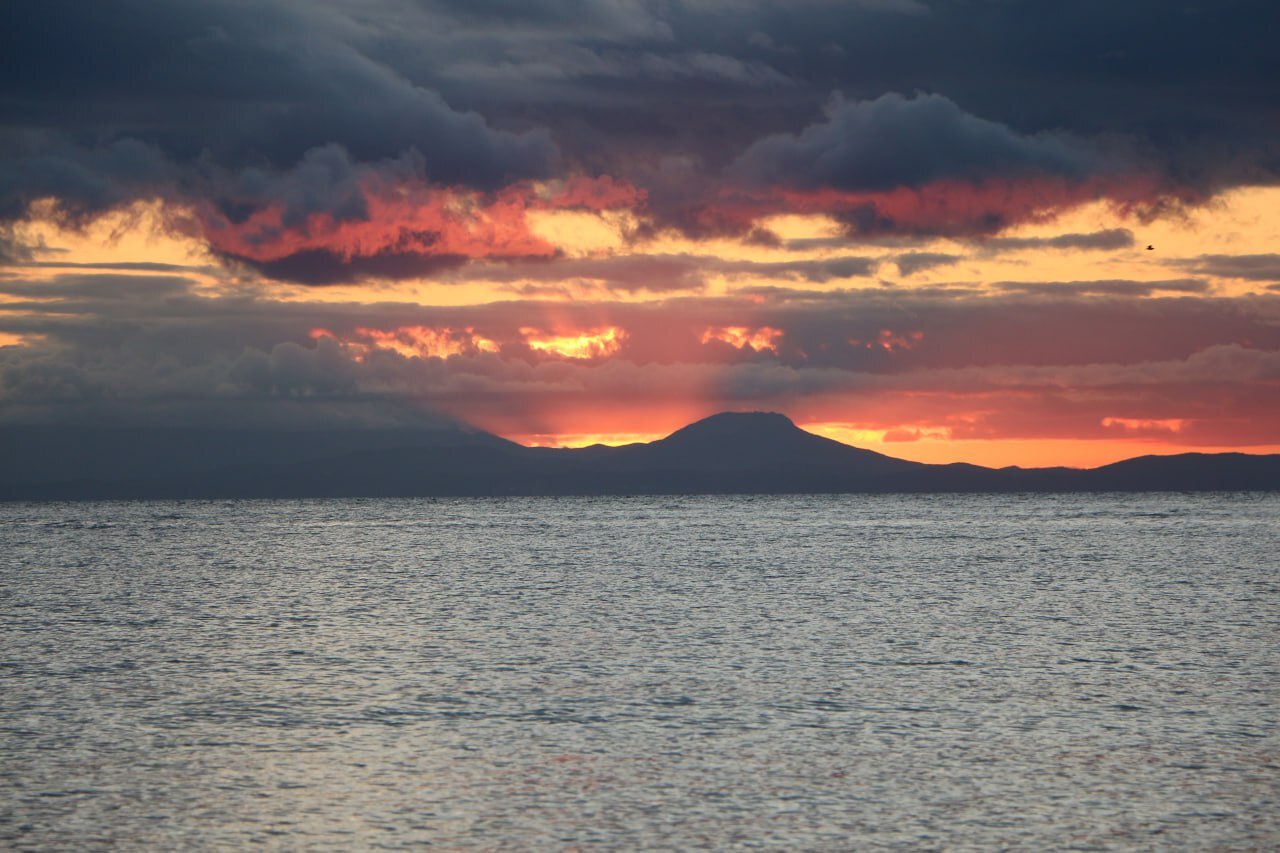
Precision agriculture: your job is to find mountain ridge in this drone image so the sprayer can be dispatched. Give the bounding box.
[1,411,1277,500]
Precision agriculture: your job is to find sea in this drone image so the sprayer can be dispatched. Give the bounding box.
[1,493,1277,850]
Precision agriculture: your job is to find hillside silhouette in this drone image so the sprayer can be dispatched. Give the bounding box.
[2,412,1277,500]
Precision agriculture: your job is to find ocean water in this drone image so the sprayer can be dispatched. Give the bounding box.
[1,493,1277,850]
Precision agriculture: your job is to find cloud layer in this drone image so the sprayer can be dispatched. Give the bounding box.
[1,1,1276,463]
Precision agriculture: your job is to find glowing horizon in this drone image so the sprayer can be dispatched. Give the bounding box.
[499,413,1280,470]
[1,3,1276,473]
[4,185,1278,469]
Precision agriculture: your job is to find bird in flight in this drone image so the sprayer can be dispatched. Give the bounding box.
[1146,244,1154,250]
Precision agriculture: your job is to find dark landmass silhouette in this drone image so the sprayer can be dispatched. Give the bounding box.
[2,411,1277,500]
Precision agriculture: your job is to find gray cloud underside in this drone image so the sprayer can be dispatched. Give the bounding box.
[1181,254,1280,281]
[730,93,1096,191]
[463,232,1136,300]
[894,253,964,276]
[2,271,1277,427]
[980,229,1136,252]
[451,252,879,291]
[993,279,1210,297]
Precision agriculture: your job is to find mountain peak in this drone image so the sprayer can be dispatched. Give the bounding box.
[677,410,795,431]
[661,411,800,442]
[638,410,917,482]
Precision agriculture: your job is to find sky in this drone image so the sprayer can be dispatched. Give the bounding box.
[1,0,1278,468]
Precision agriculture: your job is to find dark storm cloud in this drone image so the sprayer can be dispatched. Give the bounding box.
[0,136,181,222]
[7,0,1273,191]
[729,93,1095,191]
[376,0,1278,194]
[3,1,559,182]
[0,0,558,222]
[1,0,1276,281]
[218,144,374,229]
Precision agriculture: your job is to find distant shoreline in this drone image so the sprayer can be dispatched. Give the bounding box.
[3,413,1277,501]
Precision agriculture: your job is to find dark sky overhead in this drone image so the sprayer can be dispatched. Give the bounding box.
[1,0,1277,467]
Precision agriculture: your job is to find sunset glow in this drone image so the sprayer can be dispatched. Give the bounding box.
[6,7,1279,852]
[515,431,668,448]
[0,1,1276,471]
[522,327,628,360]
[700,326,784,354]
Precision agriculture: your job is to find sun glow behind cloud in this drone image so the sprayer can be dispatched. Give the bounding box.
[700,325,783,353]
[4,178,1280,468]
[522,326,627,359]
[2,0,1278,478]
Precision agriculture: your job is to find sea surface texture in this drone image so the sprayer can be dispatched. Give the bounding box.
[2,494,1277,850]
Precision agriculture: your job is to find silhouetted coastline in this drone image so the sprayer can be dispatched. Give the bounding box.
[3,412,1277,501]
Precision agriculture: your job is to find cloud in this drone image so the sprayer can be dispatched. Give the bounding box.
[0,0,561,240]
[198,156,645,284]
[0,136,181,222]
[3,0,1273,271]
[979,228,1135,252]
[13,261,213,274]
[0,273,194,301]
[3,0,1277,247]
[729,93,1096,191]
[0,0,560,185]
[894,253,962,276]
[452,252,878,292]
[1,0,1275,457]
[5,269,1276,382]
[992,279,1210,297]
[396,0,1277,198]
[2,266,1277,447]
[635,51,792,85]
[0,226,39,263]
[1181,254,1280,282]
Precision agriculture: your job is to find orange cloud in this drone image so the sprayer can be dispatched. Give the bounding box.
[203,184,554,266]
[521,326,627,360]
[700,325,783,354]
[357,326,500,360]
[1101,417,1190,434]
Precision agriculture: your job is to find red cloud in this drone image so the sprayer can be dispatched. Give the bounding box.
[199,175,645,281]
[676,174,1188,239]
[202,184,556,266]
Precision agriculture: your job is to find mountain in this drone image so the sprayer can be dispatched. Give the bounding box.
[1,412,1277,500]
[1085,452,1280,492]
[0,424,523,500]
